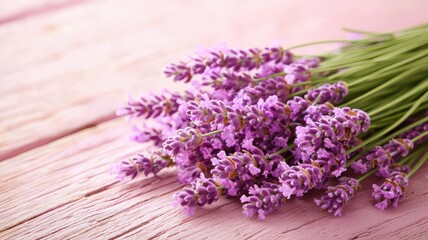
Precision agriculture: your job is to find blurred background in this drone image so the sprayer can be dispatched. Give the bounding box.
[0,0,427,160]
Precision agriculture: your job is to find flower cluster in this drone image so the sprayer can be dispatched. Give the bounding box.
[114,40,428,220]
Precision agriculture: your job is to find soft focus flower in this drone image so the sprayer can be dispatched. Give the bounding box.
[314,177,359,217]
[351,138,414,177]
[116,90,182,118]
[111,150,173,180]
[164,47,293,83]
[240,182,284,220]
[163,127,204,156]
[372,169,409,210]
[279,163,323,198]
[173,174,222,215]
[305,81,348,104]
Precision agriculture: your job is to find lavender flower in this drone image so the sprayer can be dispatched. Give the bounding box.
[294,119,347,177]
[173,174,222,215]
[240,182,284,220]
[111,150,173,180]
[186,95,245,129]
[351,138,414,176]
[305,81,348,104]
[164,47,293,83]
[201,69,255,91]
[211,149,269,196]
[294,107,370,179]
[238,76,291,103]
[400,122,428,144]
[130,125,164,146]
[287,96,311,122]
[372,169,409,210]
[278,163,324,198]
[163,127,204,156]
[187,94,291,131]
[314,177,359,217]
[304,102,335,122]
[116,90,182,118]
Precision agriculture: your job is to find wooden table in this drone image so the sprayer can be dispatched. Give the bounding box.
[1,1,428,239]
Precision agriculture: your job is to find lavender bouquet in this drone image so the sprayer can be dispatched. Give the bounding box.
[112,24,428,220]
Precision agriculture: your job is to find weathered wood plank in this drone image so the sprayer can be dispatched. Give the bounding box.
[0,0,90,25]
[2,1,428,239]
[0,119,427,239]
[1,0,428,161]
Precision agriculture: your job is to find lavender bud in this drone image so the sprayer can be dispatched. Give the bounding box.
[314,177,359,217]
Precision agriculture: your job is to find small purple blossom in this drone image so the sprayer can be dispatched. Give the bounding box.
[314,177,359,217]
[351,138,414,176]
[173,174,222,215]
[130,125,164,146]
[163,127,204,156]
[372,169,409,210]
[211,149,271,196]
[304,102,335,122]
[116,90,182,118]
[279,163,323,198]
[164,46,293,83]
[110,150,173,180]
[240,182,284,220]
[400,122,428,144]
[305,81,348,104]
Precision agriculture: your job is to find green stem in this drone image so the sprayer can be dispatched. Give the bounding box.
[378,117,428,145]
[284,40,356,51]
[201,130,223,137]
[347,91,428,155]
[311,93,323,106]
[368,79,428,116]
[342,27,393,37]
[343,64,425,107]
[408,150,428,177]
[271,144,296,156]
[411,131,428,143]
[403,146,427,166]
[254,72,286,82]
[357,168,377,183]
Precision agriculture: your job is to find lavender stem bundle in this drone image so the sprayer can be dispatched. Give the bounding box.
[113,24,428,219]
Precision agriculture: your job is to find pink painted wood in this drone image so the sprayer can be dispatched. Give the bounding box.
[1,0,427,239]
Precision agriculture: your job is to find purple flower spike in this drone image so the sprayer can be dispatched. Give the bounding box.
[305,81,348,104]
[211,149,269,196]
[240,182,284,220]
[294,118,348,177]
[111,150,173,180]
[239,76,292,103]
[351,138,414,176]
[372,169,409,210]
[164,46,293,84]
[287,96,311,122]
[314,177,359,217]
[173,174,222,215]
[279,163,323,198]
[163,127,204,156]
[130,125,164,147]
[400,121,428,144]
[116,91,182,118]
[304,102,335,122]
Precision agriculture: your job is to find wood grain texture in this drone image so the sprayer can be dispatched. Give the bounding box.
[1,0,428,239]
